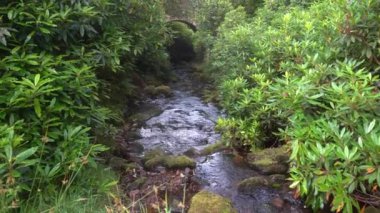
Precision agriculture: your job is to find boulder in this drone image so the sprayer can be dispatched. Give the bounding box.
[144,85,173,97]
[183,147,200,157]
[200,142,226,155]
[144,156,166,170]
[143,148,166,162]
[238,174,288,193]
[144,85,157,96]
[246,146,289,175]
[143,149,196,170]
[237,176,271,193]
[129,106,162,124]
[155,85,173,97]
[188,191,237,213]
[165,155,196,169]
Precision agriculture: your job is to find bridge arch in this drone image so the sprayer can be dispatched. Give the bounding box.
[167,19,197,32]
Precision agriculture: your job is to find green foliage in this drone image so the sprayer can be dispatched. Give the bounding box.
[198,0,380,212]
[193,0,234,58]
[340,0,380,70]
[167,21,195,45]
[230,0,264,14]
[195,0,233,34]
[0,0,169,210]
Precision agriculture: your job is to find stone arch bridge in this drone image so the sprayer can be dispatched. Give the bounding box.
[164,0,198,31]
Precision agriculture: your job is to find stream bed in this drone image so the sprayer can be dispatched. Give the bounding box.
[126,66,309,213]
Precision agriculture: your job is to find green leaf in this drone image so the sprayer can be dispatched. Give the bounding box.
[40,27,51,34]
[24,31,35,44]
[34,74,40,86]
[366,120,376,134]
[7,10,13,20]
[103,180,118,188]
[48,163,61,177]
[5,145,12,162]
[15,147,38,163]
[289,180,300,189]
[34,98,42,118]
[11,46,21,54]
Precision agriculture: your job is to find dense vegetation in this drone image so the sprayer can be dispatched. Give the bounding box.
[1,0,379,212]
[0,0,170,211]
[195,0,380,212]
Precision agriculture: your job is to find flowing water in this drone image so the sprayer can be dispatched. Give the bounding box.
[129,66,308,213]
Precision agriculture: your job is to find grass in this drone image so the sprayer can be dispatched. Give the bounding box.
[0,165,119,213]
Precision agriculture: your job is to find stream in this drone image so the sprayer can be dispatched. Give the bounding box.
[127,66,309,213]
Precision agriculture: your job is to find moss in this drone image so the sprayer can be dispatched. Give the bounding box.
[183,147,200,157]
[144,85,172,97]
[144,85,157,96]
[269,174,286,183]
[143,148,166,169]
[251,158,276,167]
[155,85,172,97]
[237,176,270,193]
[188,191,237,213]
[144,156,165,169]
[271,183,281,189]
[143,148,165,162]
[238,175,287,192]
[247,146,289,175]
[143,150,196,170]
[200,142,226,155]
[164,155,196,169]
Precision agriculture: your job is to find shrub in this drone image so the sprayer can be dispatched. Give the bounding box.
[199,0,380,211]
[0,0,169,210]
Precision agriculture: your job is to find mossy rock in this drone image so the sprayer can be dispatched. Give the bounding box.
[200,142,226,155]
[143,149,196,170]
[165,155,196,169]
[155,85,172,97]
[238,174,288,193]
[144,85,157,96]
[188,191,237,213]
[143,148,166,162]
[183,147,200,157]
[144,156,166,169]
[129,106,162,123]
[269,174,286,183]
[144,85,173,97]
[247,146,289,175]
[237,176,270,193]
[251,161,288,175]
